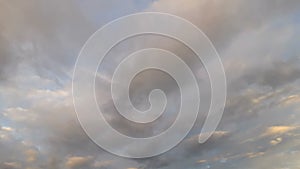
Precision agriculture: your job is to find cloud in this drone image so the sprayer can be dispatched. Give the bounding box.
[198,131,229,142]
[269,137,283,146]
[279,95,300,106]
[0,0,93,83]
[24,149,38,163]
[0,162,21,169]
[0,0,300,169]
[148,0,300,49]
[263,126,298,136]
[196,159,207,164]
[65,156,93,169]
[93,160,113,168]
[1,126,14,132]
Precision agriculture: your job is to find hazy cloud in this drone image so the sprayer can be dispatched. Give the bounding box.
[0,0,300,169]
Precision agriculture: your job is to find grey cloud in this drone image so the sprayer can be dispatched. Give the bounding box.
[149,0,300,50]
[131,1,300,168]
[0,0,93,84]
[238,60,300,89]
[0,0,300,169]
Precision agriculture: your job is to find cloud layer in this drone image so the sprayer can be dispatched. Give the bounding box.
[0,0,300,169]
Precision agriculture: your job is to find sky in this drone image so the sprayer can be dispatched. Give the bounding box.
[0,0,300,169]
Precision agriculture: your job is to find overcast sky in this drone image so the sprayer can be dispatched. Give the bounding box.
[0,0,300,169]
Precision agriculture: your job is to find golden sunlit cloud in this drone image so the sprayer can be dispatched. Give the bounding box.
[65,156,93,168]
[263,126,298,136]
[196,159,207,164]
